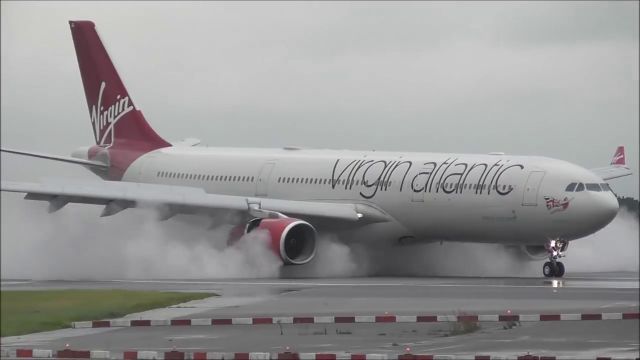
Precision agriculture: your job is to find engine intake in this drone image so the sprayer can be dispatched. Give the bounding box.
[245,217,317,265]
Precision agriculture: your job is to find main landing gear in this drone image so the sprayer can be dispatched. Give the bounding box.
[542,239,568,278]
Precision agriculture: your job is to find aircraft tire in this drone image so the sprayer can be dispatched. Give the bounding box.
[543,261,555,278]
[555,262,565,277]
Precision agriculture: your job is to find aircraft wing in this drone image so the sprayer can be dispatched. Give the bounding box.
[590,146,633,181]
[0,179,390,223]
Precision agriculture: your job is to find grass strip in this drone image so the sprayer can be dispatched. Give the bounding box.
[1,289,214,337]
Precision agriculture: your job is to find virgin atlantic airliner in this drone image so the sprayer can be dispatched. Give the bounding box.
[1,21,632,277]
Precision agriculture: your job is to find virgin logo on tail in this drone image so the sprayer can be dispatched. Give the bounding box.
[610,146,625,166]
[90,81,134,146]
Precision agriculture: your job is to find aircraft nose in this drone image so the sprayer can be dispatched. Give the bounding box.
[595,193,619,226]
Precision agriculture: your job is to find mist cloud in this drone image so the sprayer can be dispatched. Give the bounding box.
[0,193,282,280]
[3,191,636,280]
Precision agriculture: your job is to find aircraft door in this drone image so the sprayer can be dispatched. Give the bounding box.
[255,162,276,197]
[522,170,545,206]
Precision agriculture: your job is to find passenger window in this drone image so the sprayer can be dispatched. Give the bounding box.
[575,183,585,192]
[586,183,601,192]
[565,183,577,192]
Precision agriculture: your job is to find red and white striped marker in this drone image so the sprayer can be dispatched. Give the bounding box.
[71,311,640,329]
[4,348,638,360]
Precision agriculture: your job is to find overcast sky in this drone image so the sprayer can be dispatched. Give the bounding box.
[1,1,638,198]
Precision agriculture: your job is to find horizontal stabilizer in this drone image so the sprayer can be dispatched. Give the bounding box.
[1,147,107,169]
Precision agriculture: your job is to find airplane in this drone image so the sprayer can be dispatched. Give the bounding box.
[0,21,633,278]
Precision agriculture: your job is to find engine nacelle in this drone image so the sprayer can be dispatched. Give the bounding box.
[230,218,317,265]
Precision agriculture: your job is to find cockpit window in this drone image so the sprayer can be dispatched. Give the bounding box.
[586,183,601,192]
[575,183,585,192]
[600,183,611,192]
[565,183,577,192]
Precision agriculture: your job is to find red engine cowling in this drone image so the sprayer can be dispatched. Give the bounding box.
[228,218,317,265]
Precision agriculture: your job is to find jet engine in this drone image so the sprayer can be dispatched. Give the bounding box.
[229,218,317,265]
[513,245,549,260]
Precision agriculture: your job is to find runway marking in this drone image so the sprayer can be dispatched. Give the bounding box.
[600,302,638,308]
[107,279,639,289]
[0,281,33,285]
[419,344,462,351]
[166,335,220,340]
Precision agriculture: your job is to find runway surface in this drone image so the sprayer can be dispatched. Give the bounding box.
[1,272,638,357]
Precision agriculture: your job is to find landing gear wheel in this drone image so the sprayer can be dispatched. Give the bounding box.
[543,262,555,278]
[555,262,565,278]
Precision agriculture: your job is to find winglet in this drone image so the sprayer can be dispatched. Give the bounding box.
[610,146,625,166]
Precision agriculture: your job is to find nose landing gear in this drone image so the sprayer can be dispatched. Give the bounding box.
[543,239,568,278]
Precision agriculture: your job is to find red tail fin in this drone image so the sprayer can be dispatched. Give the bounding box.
[69,21,169,150]
[70,21,170,180]
[610,146,625,166]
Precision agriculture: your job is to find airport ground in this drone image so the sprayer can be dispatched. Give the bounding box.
[1,272,638,357]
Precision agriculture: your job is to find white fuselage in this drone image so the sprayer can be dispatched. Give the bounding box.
[120,146,619,246]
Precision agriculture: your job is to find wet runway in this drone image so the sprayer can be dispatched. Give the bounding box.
[1,272,638,357]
